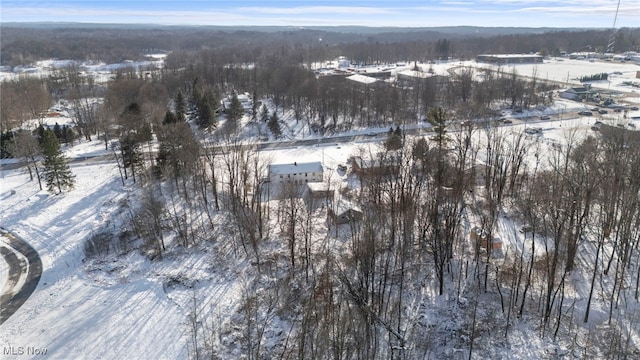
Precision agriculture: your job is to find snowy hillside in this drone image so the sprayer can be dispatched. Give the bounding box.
[2,56,640,359]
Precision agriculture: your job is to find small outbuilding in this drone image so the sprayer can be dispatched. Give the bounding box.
[328,204,363,225]
[305,182,334,208]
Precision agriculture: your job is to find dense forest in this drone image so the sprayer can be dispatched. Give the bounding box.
[1,25,639,66]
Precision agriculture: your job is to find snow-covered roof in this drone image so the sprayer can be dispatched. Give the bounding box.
[306,182,330,192]
[477,54,543,59]
[334,201,362,216]
[396,70,434,79]
[346,74,379,85]
[269,162,323,175]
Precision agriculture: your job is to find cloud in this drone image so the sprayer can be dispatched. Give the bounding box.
[237,6,395,15]
[1,1,638,28]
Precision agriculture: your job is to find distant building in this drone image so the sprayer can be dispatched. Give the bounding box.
[476,54,543,64]
[350,156,399,179]
[559,87,597,102]
[346,74,380,86]
[568,52,598,60]
[354,69,392,79]
[336,56,351,68]
[222,92,253,113]
[268,161,323,185]
[396,69,442,86]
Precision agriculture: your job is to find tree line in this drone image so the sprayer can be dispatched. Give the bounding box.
[2,25,638,66]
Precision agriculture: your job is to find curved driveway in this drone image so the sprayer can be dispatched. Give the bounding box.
[0,228,42,325]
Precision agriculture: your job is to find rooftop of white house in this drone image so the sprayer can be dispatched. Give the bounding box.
[269,161,323,176]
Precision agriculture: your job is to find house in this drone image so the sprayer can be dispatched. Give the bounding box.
[350,156,399,179]
[268,161,323,185]
[559,87,597,102]
[328,203,363,225]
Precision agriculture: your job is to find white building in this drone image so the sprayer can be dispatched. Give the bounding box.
[222,92,253,113]
[476,54,543,64]
[268,162,323,185]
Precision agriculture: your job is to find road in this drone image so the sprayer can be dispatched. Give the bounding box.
[0,111,589,171]
[0,228,42,325]
[0,130,422,170]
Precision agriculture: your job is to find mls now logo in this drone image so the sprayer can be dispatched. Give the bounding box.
[3,346,48,356]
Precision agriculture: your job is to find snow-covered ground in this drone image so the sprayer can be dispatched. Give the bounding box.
[0,58,164,83]
[0,103,627,357]
[1,56,640,358]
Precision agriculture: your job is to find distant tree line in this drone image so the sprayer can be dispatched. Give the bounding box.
[1,26,638,66]
[580,72,609,82]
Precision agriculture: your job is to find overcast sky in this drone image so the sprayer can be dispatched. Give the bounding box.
[2,1,638,28]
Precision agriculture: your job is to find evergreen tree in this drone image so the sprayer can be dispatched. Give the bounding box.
[227,91,243,127]
[385,126,403,151]
[268,111,282,138]
[251,89,258,121]
[62,125,75,145]
[35,124,46,145]
[120,133,143,182]
[41,128,75,194]
[163,110,178,125]
[198,101,215,129]
[260,104,270,123]
[0,130,15,158]
[117,102,152,184]
[175,90,187,121]
[53,123,63,141]
[427,107,449,146]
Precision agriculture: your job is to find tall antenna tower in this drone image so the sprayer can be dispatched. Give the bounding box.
[606,0,622,53]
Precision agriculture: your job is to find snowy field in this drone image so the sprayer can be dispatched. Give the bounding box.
[1,56,640,358]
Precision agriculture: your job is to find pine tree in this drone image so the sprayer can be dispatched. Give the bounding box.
[427,107,449,146]
[251,89,258,121]
[268,111,282,138]
[62,125,75,145]
[53,123,63,141]
[385,127,402,151]
[119,133,143,183]
[198,101,215,129]
[260,104,270,123]
[163,110,178,125]
[175,90,187,121]
[41,128,75,194]
[227,91,243,129]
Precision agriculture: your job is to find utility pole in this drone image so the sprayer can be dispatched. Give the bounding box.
[606,0,621,53]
